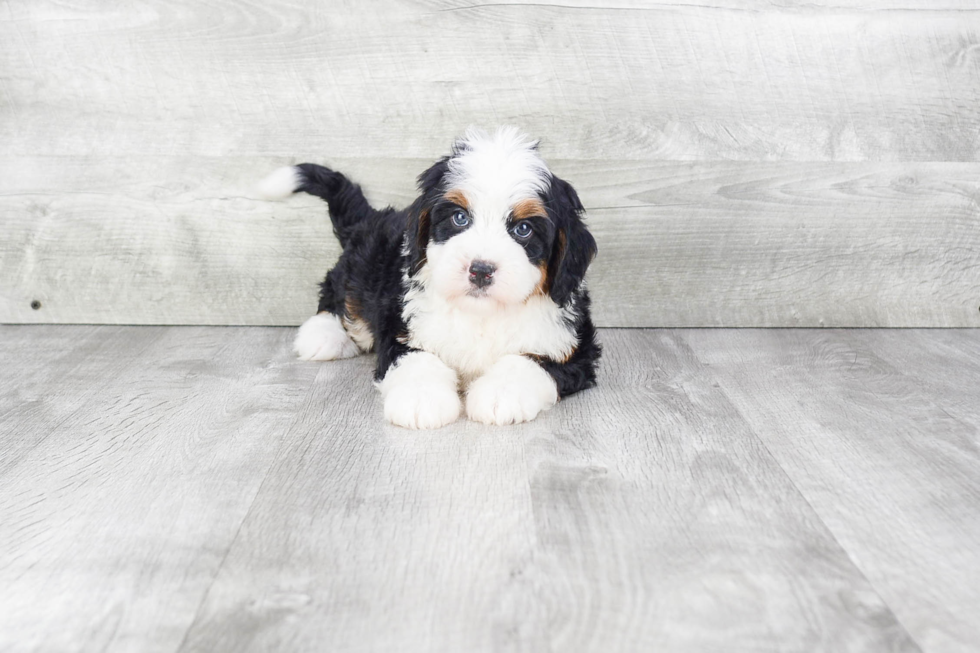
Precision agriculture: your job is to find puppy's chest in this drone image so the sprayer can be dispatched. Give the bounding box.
[405,297,576,379]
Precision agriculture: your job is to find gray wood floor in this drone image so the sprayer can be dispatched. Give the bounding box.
[1,326,978,653]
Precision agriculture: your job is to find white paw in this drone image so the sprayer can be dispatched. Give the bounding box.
[380,352,461,429]
[384,384,462,430]
[465,355,558,425]
[294,313,361,361]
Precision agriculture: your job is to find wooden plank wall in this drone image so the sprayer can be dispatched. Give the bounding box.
[1,0,978,327]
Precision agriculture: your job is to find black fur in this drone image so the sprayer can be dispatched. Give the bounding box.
[543,175,598,307]
[296,163,411,379]
[291,150,600,399]
[295,163,380,249]
[404,157,451,276]
[535,291,601,397]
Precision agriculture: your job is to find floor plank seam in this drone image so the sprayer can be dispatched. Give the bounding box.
[4,327,978,651]
[679,333,928,653]
[172,498,255,653]
[173,346,321,652]
[171,404,307,653]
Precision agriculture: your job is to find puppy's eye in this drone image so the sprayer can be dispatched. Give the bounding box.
[512,221,533,239]
[452,210,470,227]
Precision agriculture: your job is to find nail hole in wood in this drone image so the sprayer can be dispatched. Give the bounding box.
[31,300,42,310]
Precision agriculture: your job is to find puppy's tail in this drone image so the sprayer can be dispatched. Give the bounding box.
[256,163,375,248]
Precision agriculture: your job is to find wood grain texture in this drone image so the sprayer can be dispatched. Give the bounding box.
[510,330,917,652]
[5,326,979,651]
[684,329,980,653]
[857,329,980,429]
[2,156,978,327]
[0,325,319,653]
[175,330,916,653]
[2,0,979,327]
[0,326,162,475]
[2,0,978,161]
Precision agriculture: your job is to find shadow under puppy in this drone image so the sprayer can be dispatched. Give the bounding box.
[258,127,600,428]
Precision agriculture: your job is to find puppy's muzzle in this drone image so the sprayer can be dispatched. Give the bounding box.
[468,260,496,289]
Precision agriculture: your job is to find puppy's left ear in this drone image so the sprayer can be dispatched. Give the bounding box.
[405,156,450,275]
[546,175,597,306]
[404,199,431,276]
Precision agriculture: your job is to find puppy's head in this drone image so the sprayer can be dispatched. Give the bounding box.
[406,127,596,310]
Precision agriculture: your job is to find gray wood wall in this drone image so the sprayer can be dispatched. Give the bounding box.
[2,0,978,327]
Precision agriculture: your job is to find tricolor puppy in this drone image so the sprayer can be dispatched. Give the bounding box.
[258,127,600,428]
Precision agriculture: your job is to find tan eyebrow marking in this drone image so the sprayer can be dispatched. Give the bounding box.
[511,197,547,221]
[443,189,470,210]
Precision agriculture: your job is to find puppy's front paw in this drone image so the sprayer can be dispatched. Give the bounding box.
[384,383,461,430]
[380,352,461,430]
[466,355,558,426]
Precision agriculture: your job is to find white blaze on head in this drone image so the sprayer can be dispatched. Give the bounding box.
[426,127,553,309]
[445,126,551,214]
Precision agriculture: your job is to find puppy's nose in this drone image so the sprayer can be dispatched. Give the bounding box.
[468,260,496,289]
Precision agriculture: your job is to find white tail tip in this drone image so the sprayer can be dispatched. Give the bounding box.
[255,166,302,200]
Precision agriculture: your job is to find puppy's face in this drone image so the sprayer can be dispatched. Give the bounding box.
[407,128,596,310]
[426,190,551,309]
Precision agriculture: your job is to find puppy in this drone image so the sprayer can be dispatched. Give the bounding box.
[258,127,600,428]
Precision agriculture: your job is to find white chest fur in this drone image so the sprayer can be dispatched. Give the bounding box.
[403,288,577,382]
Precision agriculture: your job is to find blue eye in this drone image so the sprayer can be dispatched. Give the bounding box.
[512,221,533,239]
[452,210,469,227]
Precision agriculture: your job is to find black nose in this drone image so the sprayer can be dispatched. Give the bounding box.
[468,260,496,288]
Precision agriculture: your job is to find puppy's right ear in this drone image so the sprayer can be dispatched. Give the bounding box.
[405,156,450,275]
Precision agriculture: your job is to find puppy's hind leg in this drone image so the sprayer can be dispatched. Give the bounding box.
[294,312,361,361]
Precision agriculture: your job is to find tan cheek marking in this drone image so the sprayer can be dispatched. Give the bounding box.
[536,228,565,298]
[418,208,430,247]
[411,207,431,273]
[531,260,549,297]
[443,189,470,210]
